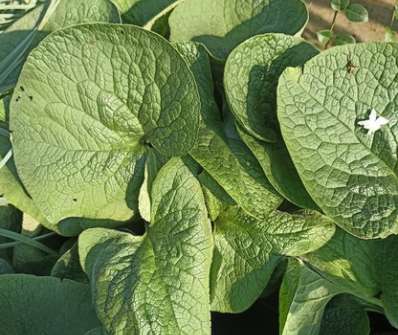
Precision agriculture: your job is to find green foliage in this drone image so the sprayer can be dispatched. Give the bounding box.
[344,4,369,22]
[0,274,101,334]
[0,1,397,334]
[316,0,368,49]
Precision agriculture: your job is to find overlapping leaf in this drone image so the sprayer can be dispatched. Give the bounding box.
[169,0,309,59]
[224,33,318,208]
[10,24,202,235]
[278,43,398,238]
[210,207,335,313]
[79,159,213,335]
[279,260,370,335]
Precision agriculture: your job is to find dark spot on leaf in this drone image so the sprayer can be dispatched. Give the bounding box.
[346,61,357,74]
[20,86,24,92]
[15,96,21,102]
[28,96,33,101]
[144,140,153,148]
[73,198,77,202]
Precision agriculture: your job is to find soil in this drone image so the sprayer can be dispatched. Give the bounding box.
[305,0,398,46]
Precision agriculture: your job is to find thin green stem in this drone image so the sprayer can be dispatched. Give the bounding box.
[330,10,338,32]
[0,231,56,249]
[390,4,397,28]
[0,228,57,255]
[325,10,339,49]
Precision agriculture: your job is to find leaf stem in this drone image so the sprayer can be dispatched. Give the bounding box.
[330,10,338,32]
[0,228,57,255]
[0,231,56,249]
[325,10,339,49]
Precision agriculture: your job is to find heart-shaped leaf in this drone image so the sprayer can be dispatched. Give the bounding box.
[10,24,202,235]
[79,158,213,335]
[278,43,398,239]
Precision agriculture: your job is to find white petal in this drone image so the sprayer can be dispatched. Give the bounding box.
[376,116,389,126]
[369,109,378,122]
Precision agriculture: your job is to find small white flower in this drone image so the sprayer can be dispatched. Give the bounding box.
[358,109,389,135]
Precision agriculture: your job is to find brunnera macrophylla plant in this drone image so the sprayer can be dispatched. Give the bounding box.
[0,0,397,335]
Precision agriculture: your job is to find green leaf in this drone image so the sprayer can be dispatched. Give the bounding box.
[169,0,309,60]
[0,0,121,93]
[112,0,177,25]
[0,274,100,334]
[179,42,283,220]
[11,215,58,275]
[0,132,47,226]
[138,150,166,222]
[316,29,333,46]
[85,329,108,335]
[10,24,202,235]
[198,170,235,222]
[320,295,370,335]
[51,243,88,282]
[237,126,317,209]
[279,260,369,335]
[303,229,398,327]
[191,125,283,221]
[330,0,350,11]
[211,207,335,313]
[0,205,21,261]
[224,33,318,208]
[278,43,398,239]
[224,34,318,142]
[344,4,368,22]
[173,41,221,126]
[79,158,213,335]
[0,258,13,274]
[385,28,398,42]
[334,33,356,45]
[143,1,182,37]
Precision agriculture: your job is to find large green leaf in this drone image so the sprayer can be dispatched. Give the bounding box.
[303,229,398,327]
[79,158,213,335]
[10,24,202,235]
[0,274,100,335]
[169,0,309,60]
[0,0,121,93]
[224,33,318,208]
[279,260,370,335]
[278,43,398,239]
[225,34,318,142]
[210,206,335,313]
